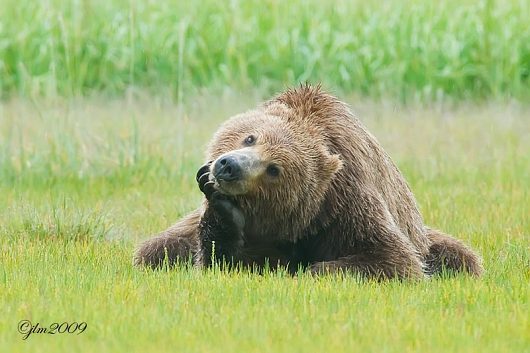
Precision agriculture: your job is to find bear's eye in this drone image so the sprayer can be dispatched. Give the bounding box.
[244,135,256,146]
[266,164,280,177]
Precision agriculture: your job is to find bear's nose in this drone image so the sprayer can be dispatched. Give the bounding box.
[213,155,242,182]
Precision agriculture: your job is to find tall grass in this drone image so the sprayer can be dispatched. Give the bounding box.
[1,0,529,101]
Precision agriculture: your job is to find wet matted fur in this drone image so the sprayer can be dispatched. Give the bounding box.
[134,85,483,279]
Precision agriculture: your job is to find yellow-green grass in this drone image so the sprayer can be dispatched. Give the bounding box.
[1,0,529,102]
[1,93,528,352]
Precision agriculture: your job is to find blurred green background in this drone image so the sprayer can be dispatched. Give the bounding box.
[1,0,529,102]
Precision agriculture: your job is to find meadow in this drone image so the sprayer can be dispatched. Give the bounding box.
[1,0,529,352]
[1,93,528,352]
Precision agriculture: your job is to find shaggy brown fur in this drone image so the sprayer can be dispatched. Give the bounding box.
[134,85,483,279]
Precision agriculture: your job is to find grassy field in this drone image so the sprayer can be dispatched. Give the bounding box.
[1,0,529,101]
[0,93,528,352]
[1,0,529,351]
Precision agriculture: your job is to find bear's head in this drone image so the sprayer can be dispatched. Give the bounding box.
[206,101,342,240]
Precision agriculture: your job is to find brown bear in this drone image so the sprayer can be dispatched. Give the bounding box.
[134,85,483,279]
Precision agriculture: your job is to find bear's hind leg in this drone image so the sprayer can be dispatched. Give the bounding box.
[309,237,426,280]
[309,191,426,280]
[425,228,483,276]
[133,210,202,268]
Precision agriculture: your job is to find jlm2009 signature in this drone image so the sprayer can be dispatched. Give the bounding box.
[17,320,87,340]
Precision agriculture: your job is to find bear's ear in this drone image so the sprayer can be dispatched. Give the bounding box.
[320,153,343,182]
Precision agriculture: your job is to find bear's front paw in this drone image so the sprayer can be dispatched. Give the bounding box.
[196,161,215,199]
[209,192,245,233]
[197,161,244,234]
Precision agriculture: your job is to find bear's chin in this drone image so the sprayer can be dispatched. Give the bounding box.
[214,179,249,196]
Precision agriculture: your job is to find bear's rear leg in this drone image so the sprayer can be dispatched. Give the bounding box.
[309,256,425,280]
[425,228,483,277]
[309,246,425,280]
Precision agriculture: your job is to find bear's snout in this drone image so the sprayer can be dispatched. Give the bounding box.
[214,155,243,182]
[211,149,262,194]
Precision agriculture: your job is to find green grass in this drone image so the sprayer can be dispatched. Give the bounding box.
[1,0,529,102]
[0,93,528,352]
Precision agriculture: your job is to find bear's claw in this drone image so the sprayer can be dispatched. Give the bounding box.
[197,173,210,190]
[196,161,216,199]
[196,161,213,183]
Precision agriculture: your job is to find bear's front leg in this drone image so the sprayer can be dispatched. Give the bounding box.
[196,162,246,267]
[133,210,202,268]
